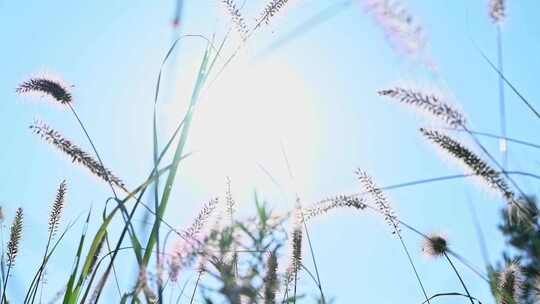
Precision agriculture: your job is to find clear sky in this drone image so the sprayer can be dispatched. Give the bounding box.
[1,0,540,303]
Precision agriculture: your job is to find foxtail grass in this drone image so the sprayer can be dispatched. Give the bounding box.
[221,0,249,40]
[356,169,431,303]
[489,0,506,24]
[378,87,466,128]
[16,75,73,105]
[263,250,278,304]
[303,195,366,221]
[422,233,448,258]
[362,0,427,58]
[420,128,515,204]
[497,261,523,304]
[169,198,219,281]
[30,120,126,191]
[2,208,23,304]
[258,0,290,26]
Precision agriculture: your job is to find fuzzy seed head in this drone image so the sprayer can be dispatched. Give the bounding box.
[258,0,290,25]
[303,195,366,221]
[7,208,23,268]
[489,0,505,24]
[48,180,67,236]
[363,0,427,57]
[30,120,126,190]
[378,87,466,128]
[16,76,72,105]
[420,128,515,204]
[263,251,279,304]
[422,233,448,258]
[498,262,523,304]
[222,0,249,40]
[356,169,400,234]
[168,198,219,281]
[285,201,303,286]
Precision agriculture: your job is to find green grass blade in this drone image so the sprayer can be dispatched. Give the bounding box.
[62,208,92,304]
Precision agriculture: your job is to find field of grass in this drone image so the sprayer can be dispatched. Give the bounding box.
[2,0,540,303]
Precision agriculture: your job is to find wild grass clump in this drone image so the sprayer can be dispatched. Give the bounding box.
[4,1,538,303]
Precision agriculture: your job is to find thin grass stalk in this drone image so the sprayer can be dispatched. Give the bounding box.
[65,103,136,300]
[142,43,211,267]
[74,166,175,303]
[357,170,431,303]
[442,128,540,150]
[496,25,508,169]
[443,252,475,304]
[468,38,540,120]
[27,181,68,304]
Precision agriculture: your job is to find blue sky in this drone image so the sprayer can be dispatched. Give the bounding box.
[1,0,540,303]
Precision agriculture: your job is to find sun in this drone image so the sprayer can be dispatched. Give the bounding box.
[161,58,321,208]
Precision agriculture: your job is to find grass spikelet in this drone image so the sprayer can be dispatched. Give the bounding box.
[263,250,279,304]
[30,120,126,190]
[498,261,523,304]
[225,177,236,222]
[303,195,366,221]
[422,233,448,258]
[48,180,67,237]
[221,0,249,40]
[169,198,219,281]
[362,0,427,57]
[184,197,219,240]
[6,208,23,268]
[420,128,515,204]
[258,0,290,25]
[285,200,303,286]
[355,169,400,234]
[489,0,505,24]
[16,74,73,105]
[378,87,466,128]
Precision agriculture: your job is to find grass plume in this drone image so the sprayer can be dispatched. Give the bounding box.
[362,0,427,57]
[356,169,400,234]
[378,87,466,128]
[16,75,73,105]
[420,128,515,205]
[489,0,506,24]
[285,200,303,294]
[29,120,126,191]
[498,261,523,304]
[263,251,279,304]
[169,198,219,281]
[422,233,448,258]
[48,180,67,237]
[6,208,23,268]
[222,0,249,40]
[258,0,290,25]
[303,195,366,221]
